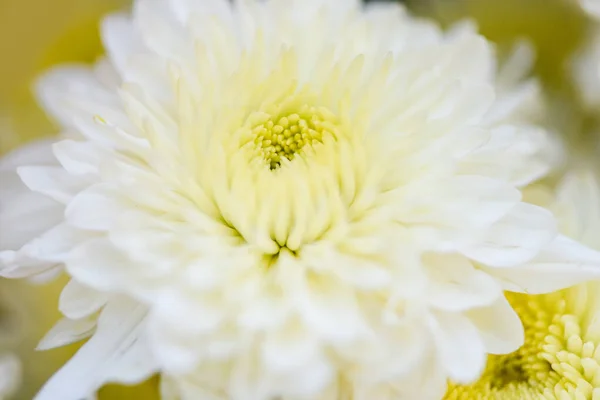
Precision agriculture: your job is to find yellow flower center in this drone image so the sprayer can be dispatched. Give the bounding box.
[242,104,337,169]
[446,291,600,400]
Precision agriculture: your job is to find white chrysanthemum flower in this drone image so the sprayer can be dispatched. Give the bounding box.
[2,1,600,399]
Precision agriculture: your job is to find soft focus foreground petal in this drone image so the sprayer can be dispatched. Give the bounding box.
[37,317,96,351]
[484,234,600,294]
[35,298,155,400]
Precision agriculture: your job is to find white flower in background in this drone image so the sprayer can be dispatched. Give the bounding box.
[581,0,600,19]
[572,25,600,111]
[2,0,600,399]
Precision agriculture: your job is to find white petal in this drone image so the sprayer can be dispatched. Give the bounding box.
[27,265,63,284]
[67,238,134,291]
[94,58,121,90]
[65,184,121,231]
[23,223,87,263]
[279,251,367,343]
[168,0,233,25]
[0,179,62,251]
[35,66,124,130]
[0,251,57,279]
[52,140,106,176]
[133,0,194,64]
[484,234,600,294]
[35,298,154,400]
[18,166,87,204]
[37,317,96,351]
[262,324,321,373]
[101,13,142,77]
[459,126,553,187]
[429,311,486,384]
[59,280,109,320]
[460,202,557,267]
[425,254,502,312]
[466,296,524,354]
[555,170,600,245]
[397,175,520,230]
[0,138,57,171]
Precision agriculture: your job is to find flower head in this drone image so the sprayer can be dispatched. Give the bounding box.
[2,1,600,399]
[446,170,600,400]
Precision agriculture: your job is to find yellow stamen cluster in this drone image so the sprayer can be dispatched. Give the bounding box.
[249,105,335,169]
[445,290,600,400]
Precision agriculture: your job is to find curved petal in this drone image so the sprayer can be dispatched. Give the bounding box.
[484,234,600,294]
[35,298,154,400]
[429,311,486,384]
[465,295,524,355]
[37,317,96,351]
[59,279,109,320]
[425,254,502,312]
[460,202,557,267]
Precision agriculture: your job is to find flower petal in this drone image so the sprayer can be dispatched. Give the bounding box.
[466,296,524,355]
[460,202,557,267]
[484,234,600,294]
[67,238,135,291]
[37,317,96,351]
[35,298,154,400]
[425,254,502,312]
[65,184,121,231]
[18,166,88,204]
[59,280,109,320]
[429,311,486,384]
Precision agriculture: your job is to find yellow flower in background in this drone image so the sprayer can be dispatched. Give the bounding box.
[446,170,600,400]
